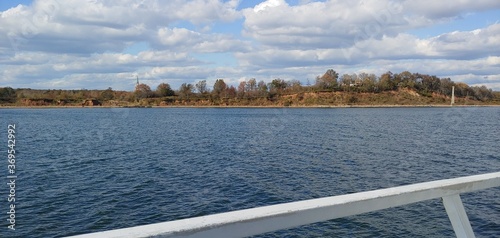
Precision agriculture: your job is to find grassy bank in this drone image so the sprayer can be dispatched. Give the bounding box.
[1,89,499,108]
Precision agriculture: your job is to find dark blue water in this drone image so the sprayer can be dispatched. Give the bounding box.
[0,107,499,237]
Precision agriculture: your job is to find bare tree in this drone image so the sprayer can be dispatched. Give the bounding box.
[195,80,208,94]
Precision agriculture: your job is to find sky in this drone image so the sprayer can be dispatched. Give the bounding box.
[0,0,499,91]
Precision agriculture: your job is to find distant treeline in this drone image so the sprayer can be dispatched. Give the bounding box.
[0,70,497,106]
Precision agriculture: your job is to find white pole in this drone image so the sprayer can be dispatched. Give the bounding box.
[451,86,455,106]
[443,195,476,238]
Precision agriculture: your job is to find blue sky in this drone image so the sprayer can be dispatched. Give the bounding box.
[0,1,31,10]
[0,0,499,91]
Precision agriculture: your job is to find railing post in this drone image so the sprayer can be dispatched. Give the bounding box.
[442,194,476,238]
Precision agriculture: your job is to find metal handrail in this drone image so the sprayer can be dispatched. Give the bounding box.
[67,172,500,238]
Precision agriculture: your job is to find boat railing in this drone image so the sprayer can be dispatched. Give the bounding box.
[67,172,500,238]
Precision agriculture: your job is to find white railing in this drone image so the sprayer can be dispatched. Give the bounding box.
[68,172,500,238]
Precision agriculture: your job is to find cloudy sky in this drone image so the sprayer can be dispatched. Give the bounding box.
[1,0,499,91]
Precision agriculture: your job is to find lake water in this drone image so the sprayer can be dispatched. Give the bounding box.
[0,107,499,237]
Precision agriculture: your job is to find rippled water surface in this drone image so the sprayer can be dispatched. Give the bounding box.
[0,107,499,237]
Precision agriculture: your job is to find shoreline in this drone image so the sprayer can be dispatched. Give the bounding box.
[1,104,500,109]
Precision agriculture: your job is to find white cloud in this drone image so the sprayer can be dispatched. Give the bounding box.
[0,0,241,55]
[242,0,500,51]
[237,23,500,68]
[425,24,500,59]
[243,0,408,49]
[403,0,500,19]
[156,27,252,53]
[254,0,286,13]
[172,0,241,24]
[158,28,202,47]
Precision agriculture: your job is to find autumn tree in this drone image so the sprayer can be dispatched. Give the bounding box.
[269,78,287,93]
[157,83,175,97]
[378,71,395,91]
[257,80,268,96]
[397,71,416,89]
[213,79,227,98]
[420,74,441,93]
[471,86,493,101]
[0,87,16,103]
[238,81,246,98]
[178,83,194,100]
[439,78,454,96]
[244,78,259,98]
[227,85,237,98]
[246,78,257,92]
[100,87,114,101]
[454,82,472,97]
[134,83,153,99]
[359,73,377,92]
[340,74,354,91]
[287,80,302,93]
[315,69,338,90]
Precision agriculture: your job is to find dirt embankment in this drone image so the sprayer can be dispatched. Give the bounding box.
[2,89,499,108]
